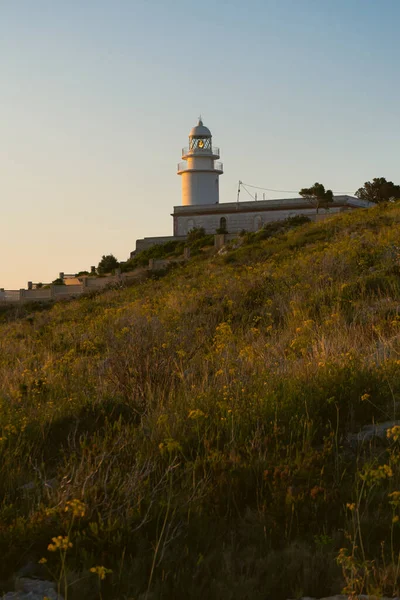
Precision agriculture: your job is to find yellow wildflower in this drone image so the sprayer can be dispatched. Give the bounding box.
[388,491,400,507]
[90,566,113,580]
[188,409,206,420]
[387,425,400,442]
[47,536,72,552]
[65,499,86,518]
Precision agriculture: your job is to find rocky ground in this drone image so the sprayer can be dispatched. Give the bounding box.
[288,596,400,600]
[1,577,63,600]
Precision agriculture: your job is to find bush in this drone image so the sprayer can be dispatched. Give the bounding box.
[97,254,119,274]
[122,241,185,271]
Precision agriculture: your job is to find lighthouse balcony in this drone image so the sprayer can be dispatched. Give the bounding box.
[177,161,223,174]
[181,146,220,160]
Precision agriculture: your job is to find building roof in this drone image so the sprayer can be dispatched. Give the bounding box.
[189,118,212,138]
[173,196,373,216]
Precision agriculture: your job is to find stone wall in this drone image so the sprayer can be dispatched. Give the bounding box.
[0,273,141,305]
[174,206,349,236]
[133,236,186,256]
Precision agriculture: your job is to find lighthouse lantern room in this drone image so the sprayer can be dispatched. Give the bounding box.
[177,118,223,206]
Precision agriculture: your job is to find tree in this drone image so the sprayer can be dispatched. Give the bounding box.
[355,177,400,204]
[97,254,119,275]
[51,277,65,286]
[299,182,333,214]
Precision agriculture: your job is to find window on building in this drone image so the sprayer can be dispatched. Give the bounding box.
[219,217,227,233]
[190,138,212,151]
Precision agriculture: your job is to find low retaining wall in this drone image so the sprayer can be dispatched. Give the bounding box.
[133,236,186,256]
[0,273,142,305]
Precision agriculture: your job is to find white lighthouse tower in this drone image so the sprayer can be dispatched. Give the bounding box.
[177,118,223,206]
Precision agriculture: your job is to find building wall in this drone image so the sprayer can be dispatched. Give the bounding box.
[174,206,349,236]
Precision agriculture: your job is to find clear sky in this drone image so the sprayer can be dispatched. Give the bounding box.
[1,0,399,289]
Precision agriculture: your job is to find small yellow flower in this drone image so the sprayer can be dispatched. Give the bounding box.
[159,438,182,455]
[38,557,47,564]
[387,425,400,442]
[361,393,370,402]
[362,463,393,483]
[47,536,72,552]
[90,566,113,580]
[188,409,206,420]
[393,515,399,524]
[346,503,356,511]
[389,491,400,507]
[65,499,86,518]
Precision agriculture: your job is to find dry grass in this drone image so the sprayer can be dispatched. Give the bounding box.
[1,203,400,598]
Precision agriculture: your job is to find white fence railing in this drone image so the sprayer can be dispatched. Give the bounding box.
[177,160,224,173]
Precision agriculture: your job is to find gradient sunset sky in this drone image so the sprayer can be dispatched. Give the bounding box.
[1,0,400,288]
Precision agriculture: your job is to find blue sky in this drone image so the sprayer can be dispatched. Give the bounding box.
[1,0,399,288]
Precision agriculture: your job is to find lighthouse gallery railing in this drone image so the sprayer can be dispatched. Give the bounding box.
[177,161,223,173]
[181,146,220,158]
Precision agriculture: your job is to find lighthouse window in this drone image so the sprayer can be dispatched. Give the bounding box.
[219,217,227,232]
[190,138,211,151]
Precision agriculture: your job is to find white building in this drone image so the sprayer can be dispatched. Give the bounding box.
[133,119,371,254]
[172,195,371,237]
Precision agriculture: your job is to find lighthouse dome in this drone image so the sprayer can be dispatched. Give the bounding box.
[189,118,211,138]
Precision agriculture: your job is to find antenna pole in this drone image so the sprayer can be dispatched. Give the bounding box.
[237,180,242,203]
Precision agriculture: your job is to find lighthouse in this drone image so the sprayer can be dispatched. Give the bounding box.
[177,118,223,206]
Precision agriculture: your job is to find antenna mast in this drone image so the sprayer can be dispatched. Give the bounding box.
[237,180,242,203]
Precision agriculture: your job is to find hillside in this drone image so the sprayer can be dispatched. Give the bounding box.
[1,203,400,599]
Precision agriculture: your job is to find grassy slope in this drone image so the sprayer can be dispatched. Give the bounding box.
[1,204,400,599]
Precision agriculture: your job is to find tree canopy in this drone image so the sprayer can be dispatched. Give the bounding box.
[97,254,119,274]
[355,177,400,204]
[299,182,333,214]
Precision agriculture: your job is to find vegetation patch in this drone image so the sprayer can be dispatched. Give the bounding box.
[2,203,400,598]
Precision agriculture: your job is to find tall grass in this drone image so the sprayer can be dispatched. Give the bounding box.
[1,203,400,598]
